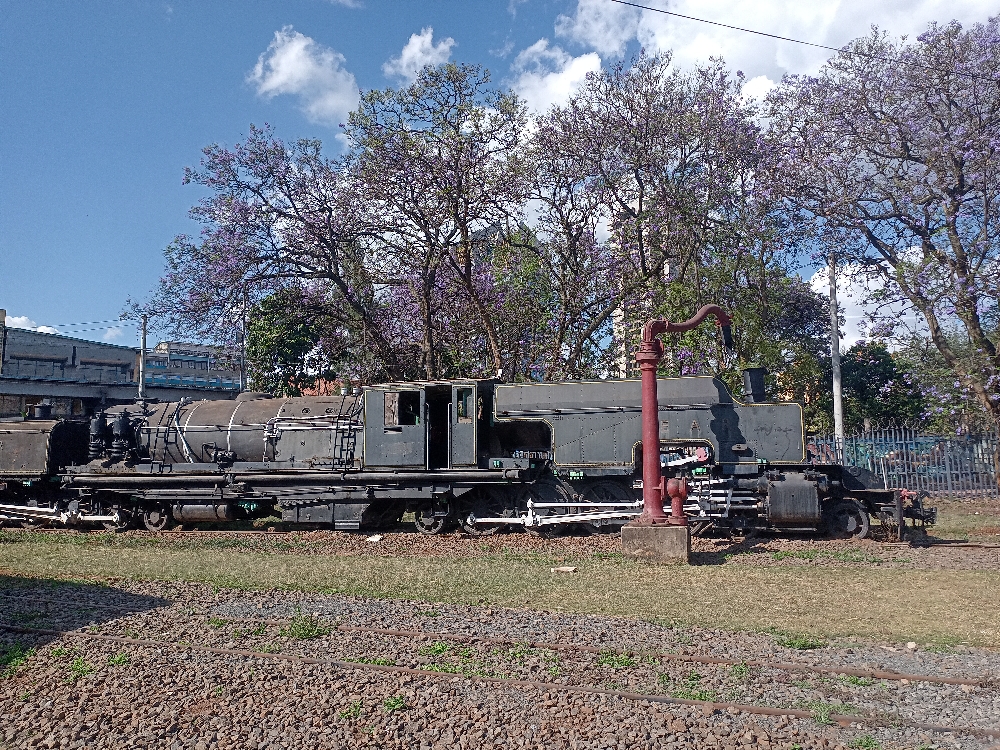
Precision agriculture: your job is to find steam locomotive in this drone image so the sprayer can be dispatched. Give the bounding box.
[0,372,935,538]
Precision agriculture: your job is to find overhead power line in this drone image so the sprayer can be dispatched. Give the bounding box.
[55,324,136,335]
[48,318,128,328]
[607,0,1000,84]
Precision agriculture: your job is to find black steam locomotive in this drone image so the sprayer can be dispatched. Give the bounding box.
[0,373,935,538]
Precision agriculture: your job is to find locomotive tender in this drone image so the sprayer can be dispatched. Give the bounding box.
[0,373,934,538]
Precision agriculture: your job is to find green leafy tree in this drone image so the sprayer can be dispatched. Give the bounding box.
[840,341,925,431]
[245,290,339,396]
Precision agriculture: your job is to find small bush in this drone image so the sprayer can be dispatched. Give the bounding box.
[339,701,363,720]
[67,657,93,682]
[777,634,826,650]
[839,674,875,687]
[383,696,406,712]
[798,699,856,726]
[278,610,331,640]
[597,650,636,669]
[107,652,129,667]
[849,735,881,749]
[667,670,717,702]
[418,641,449,656]
[729,662,750,682]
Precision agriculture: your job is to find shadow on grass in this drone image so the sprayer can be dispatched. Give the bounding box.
[689,533,773,566]
[0,574,170,670]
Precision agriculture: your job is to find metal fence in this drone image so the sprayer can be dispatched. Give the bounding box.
[808,429,999,499]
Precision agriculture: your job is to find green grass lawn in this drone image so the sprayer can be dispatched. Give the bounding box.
[1,532,997,648]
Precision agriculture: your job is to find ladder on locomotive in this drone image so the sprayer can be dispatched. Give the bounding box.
[332,397,363,468]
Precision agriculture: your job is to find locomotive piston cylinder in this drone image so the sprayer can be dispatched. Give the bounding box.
[171,504,235,523]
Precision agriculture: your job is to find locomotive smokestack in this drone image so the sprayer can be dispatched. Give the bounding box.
[721,324,734,350]
[742,367,767,403]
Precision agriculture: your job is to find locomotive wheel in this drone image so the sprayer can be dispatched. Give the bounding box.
[580,481,632,532]
[821,499,870,540]
[457,488,512,536]
[102,508,133,532]
[413,501,452,535]
[521,479,574,537]
[142,508,174,532]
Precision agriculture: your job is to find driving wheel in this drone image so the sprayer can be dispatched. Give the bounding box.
[143,507,174,532]
[413,500,452,535]
[821,499,870,540]
[103,507,134,532]
[458,488,513,536]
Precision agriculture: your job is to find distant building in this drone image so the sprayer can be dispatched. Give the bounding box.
[142,341,242,392]
[0,309,240,419]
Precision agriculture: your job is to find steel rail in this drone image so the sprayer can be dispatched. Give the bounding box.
[0,592,990,688]
[1,623,996,740]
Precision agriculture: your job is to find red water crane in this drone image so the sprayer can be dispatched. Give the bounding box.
[634,305,734,525]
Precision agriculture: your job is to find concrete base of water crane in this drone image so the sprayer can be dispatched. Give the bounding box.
[621,524,690,564]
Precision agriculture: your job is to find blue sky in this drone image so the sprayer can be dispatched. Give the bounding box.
[1,0,994,345]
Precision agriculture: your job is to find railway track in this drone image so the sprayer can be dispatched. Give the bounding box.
[0,593,987,688]
[2,592,998,744]
[2,622,997,742]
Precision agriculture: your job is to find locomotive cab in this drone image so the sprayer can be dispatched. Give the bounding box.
[362,380,492,470]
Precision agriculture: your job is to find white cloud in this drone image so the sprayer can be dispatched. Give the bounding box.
[555,0,639,58]
[5,315,60,335]
[509,39,601,113]
[808,266,927,350]
[102,326,125,342]
[742,75,776,102]
[382,27,456,84]
[327,0,362,6]
[249,27,359,128]
[556,0,999,84]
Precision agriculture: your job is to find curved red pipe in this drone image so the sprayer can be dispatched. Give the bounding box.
[635,305,733,525]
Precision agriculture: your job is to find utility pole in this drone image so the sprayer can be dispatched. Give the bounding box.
[138,315,147,401]
[829,251,845,461]
[239,290,247,392]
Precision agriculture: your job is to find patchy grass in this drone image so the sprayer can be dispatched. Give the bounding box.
[350,656,395,666]
[339,701,363,720]
[418,641,450,657]
[1,538,999,647]
[796,699,857,726]
[1,643,36,678]
[839,674,875,687]
[67,656,93,682]
[667,670,717,702]
[597,650,636,669]
[382,696,406,712]
[772,549,883,565]
[929,500,1000,541]
[278,609,331,640]
[849,734,882,749]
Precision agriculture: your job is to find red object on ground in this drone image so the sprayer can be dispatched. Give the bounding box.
[634,305,732,525]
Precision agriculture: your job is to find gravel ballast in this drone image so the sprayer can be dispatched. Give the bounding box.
[2,578,998,750]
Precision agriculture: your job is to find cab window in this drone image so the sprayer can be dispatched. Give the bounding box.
[456,388,474,423]
[384,390,420,426]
